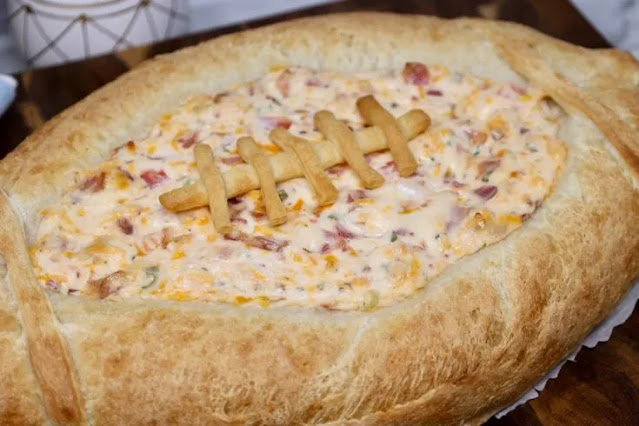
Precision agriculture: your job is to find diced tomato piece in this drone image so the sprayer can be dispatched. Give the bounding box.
[80,172,106,192]
[402,62,430,86]
[178,132,198,149]
[258,116,292,131]
[140,170,168,188]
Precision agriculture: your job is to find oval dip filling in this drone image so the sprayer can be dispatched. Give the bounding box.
[30,64,566,310]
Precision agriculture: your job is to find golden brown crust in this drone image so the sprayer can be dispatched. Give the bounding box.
[0,192,86,424]
[0,12,638,424]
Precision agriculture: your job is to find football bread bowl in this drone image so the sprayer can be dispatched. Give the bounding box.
[0,12,638,425]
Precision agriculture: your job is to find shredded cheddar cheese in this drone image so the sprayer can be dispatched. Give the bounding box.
[31,64,565,310]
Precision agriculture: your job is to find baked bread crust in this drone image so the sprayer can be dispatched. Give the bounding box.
[0,12,638,424]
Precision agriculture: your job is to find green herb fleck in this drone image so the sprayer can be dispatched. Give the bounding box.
[182,178,194,187]
[327,213,339,221]
[143,265,159,289]
[390,231,398,242]
[278,189,288,201]
[526,143,538,153]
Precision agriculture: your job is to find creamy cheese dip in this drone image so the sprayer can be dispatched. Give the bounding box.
[31,63,566,310]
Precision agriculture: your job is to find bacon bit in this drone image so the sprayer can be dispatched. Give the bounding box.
[213,92,229,103]
[225,231,289,252]
[178,132,198,149]
[306,77,329,87]
[117,217,133,235]
[402,62,430,86]
[346,189,368,203]
[393,228,413,236]
[216,245,234,259]
[446,206,470,232]
[221,156,244,165]
[451,180,466,189]
[228,196,243,205]
[46,279,60,291]
[276,69,292,97]
[140,169,168,188]
[477,158,501,177]
[474,185,498,200]
[467,130,488,146]
[335,223,355,240]
[88,271,127,299]
[426,89,443,96]
[511,84,527,95]
[80,172,106,192]
[258,116,292,131]
[381,161,397,173]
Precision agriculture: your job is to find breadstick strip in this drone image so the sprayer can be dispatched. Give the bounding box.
[314,110,385,189]
[270,127,338,206]
[237,136,287,226]
[194,144,232,234]
[356,95,418,177]
[159,110,430,211]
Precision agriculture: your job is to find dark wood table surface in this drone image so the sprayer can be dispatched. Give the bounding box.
[0,0,636,424]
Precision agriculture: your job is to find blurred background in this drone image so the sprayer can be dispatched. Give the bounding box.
[0,0,637,74]
[0,0,337,73]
